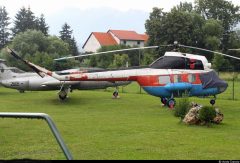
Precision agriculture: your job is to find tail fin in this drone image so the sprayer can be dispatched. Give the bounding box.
[0,59,16,81]
[6,48,63,81]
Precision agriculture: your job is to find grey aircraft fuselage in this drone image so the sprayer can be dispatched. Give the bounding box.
[0,59,130,95]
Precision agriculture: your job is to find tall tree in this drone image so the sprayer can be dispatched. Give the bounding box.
[195,0,240,50]
[145,7,167,46]
[175,2,193,13]
[1,29,78,71]
[203,19,223,50]
[70,37,79,56]
[36,14,49,36]
[145,1,240,70]
[0,6,10,49]
[59,23,72,41]
[59,23,79,56]
[12,7,36,36]
[145,6,206,57]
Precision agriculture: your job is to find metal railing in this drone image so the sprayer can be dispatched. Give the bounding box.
[0,112,73,160]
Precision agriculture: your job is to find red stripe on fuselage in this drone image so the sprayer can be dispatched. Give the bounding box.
[137,75,164,87]
[68,73,202,87]
[69,76,88,81]
[47,71,52,76]
[137,73,202,87]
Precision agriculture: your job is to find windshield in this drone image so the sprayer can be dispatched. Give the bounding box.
[150,56,204,70]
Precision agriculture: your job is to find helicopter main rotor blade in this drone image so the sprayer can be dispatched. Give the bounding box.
[179,44,240,61]
[228,49,240,51]
[158,44,174,47]
[55,46,159,61]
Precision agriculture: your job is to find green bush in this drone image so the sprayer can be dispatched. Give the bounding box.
[174,98,190,120]
[199,106,216,125]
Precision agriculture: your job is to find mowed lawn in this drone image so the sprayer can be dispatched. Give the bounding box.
[0,85,240,160]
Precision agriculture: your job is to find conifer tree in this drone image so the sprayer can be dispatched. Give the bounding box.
[0,6,10,49]
[36,14,49,36]
[12,7,36,36]
[59,23,79,55]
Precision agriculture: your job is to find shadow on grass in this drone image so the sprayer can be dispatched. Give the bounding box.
[47,96,94,106]
[0,91,20,96]
[10,159,52,162]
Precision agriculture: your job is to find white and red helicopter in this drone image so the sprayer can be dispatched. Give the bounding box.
[6,42,240,108]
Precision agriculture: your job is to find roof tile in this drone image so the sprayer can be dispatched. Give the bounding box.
[108,30,148,41]
[93,32,118,46]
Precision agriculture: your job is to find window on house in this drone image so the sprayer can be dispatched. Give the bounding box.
[137,41,141,45]
[123,40,127,44]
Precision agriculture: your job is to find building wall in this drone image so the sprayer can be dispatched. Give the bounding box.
[84,31,147,52]
[120,40,145,47]
[108,31,145,47]
[83,34,101,52]
[108,31,120,44]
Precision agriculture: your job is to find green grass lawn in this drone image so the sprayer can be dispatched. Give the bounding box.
[0,85,240,160]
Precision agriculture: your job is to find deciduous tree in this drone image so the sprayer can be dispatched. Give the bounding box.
[1,30,78,71]
[195,0,240,50]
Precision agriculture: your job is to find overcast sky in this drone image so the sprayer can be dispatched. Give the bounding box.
[1,0,240,47]
[1,0,196,16]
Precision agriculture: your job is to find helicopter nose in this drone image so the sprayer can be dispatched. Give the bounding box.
[1,80,10,87]
[218,81,228,93]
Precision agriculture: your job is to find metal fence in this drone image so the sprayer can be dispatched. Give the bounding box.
[0,113,73,160]
[217,73,240,101]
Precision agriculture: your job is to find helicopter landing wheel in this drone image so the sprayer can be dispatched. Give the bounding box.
[112,89,119,99]
[58,90,68,101]
[19,90,25,93]
[161,97,168,106]
[210,99,216,106]
[167,98,176,109]
[59,95,67,100]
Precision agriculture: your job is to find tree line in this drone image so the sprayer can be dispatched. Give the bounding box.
[0,6,79,70]
[1,0,240,71]
[145,0,240,71]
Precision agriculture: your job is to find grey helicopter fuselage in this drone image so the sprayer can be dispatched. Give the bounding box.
[0,59,130,93]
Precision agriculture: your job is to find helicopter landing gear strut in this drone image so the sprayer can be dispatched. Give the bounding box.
[58,84,71,101]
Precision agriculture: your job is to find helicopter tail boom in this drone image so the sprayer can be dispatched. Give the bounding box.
[7,48,64,80]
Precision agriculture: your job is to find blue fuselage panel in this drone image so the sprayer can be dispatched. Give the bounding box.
[142,83,219,98]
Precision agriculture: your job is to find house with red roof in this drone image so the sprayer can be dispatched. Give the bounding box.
[82,30,148,52]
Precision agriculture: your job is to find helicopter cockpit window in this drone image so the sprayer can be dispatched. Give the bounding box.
[150,56,204,70]
[150,56,186,69]
[187,59,204,70]
[159,75,171,85]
